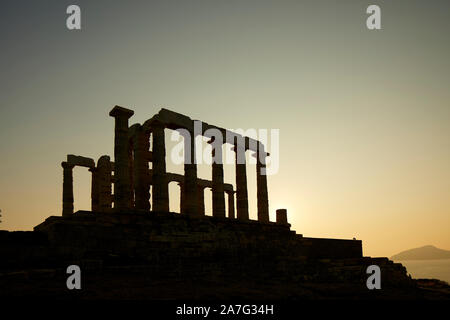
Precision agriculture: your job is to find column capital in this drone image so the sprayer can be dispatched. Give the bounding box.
[109,105,134,119]
[61,161,74,169]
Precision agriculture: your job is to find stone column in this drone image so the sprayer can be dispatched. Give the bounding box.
[109,106,134,212]
[152,123,169,212]
[235,143,249,221]
[256,144,269,223]
[211,145,226,218]
[197,186,205,216]
[62,161,74,217]
[227,190,235,219]
[133,126,150,211]
[97,156,112,212]
[90,167,100,212]
[182,130,198,216]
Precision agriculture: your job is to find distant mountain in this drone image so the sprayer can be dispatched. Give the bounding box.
[391,245,450,261]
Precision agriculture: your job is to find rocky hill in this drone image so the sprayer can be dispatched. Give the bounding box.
[391,245,450,261]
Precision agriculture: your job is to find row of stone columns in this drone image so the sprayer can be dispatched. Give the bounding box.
[119,109,267,221]
[75,106,271,223]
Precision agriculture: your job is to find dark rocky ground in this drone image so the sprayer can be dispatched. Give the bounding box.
[1,212,449,301]
[1,262,449,300]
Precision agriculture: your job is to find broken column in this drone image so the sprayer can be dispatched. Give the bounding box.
[109,106,134,212]
[62,161,74,217]
[256,143,270,223]
[152,122,169,212]
[276,209,288,225]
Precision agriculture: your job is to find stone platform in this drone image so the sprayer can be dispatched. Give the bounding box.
[33,210,363,264]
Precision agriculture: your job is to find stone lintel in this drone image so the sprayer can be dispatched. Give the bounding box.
[67,154,95,169]
[143,108,262,152]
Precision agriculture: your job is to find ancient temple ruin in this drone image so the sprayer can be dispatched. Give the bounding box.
[50,106,364,263]
[2,105,423,300]
[61,106,287,224]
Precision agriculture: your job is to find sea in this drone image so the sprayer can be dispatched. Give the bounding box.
[394,258,450,284]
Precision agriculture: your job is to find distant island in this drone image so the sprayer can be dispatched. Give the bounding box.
[391,245,450,261]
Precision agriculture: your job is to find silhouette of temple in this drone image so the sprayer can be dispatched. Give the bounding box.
[39,105,367,260]
[61,106,280,224]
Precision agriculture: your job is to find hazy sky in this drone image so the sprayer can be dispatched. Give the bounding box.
[1,0,449,257]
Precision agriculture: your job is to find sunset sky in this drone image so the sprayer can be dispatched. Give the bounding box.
[1,0,449,257]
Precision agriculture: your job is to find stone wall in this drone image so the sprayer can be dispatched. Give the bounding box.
[31,211,362,266]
